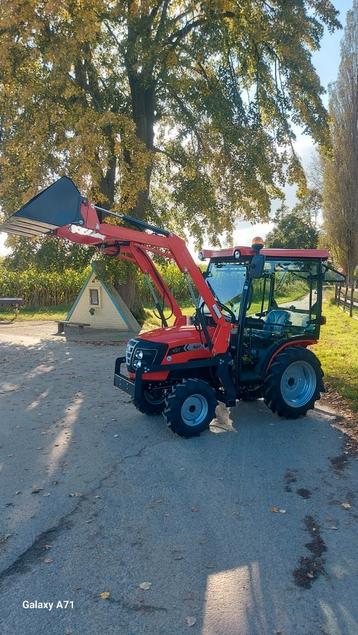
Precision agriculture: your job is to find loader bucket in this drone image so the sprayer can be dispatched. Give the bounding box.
[0,176,83,237]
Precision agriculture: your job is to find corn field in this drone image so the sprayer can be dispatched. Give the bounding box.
[0,262,196,308]
[0,266,89,307]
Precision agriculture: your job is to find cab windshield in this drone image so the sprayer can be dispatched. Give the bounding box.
[205,262,247,316]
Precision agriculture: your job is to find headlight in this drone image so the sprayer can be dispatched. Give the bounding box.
[126,341,166,371]
[128,347,157,371]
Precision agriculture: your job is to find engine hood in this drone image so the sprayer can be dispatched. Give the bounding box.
[138,325,212,349]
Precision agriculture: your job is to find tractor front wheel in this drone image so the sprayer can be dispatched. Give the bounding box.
[264,347,323,418]
[164,379,218,438]
[134,385,166,415]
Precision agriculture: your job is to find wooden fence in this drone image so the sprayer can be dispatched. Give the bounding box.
[335,281,358,317]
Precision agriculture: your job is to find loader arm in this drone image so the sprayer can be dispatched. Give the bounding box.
[0,177,231,354]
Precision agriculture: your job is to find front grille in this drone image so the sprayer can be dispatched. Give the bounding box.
[126,339,138,367]
[125,338,167,372]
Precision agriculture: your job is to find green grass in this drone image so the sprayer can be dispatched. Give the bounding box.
[0,304,70,322]
[315,298,358,411]
[0,302,193,328]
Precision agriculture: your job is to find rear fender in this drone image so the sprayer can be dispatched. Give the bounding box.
[264,339,317,372]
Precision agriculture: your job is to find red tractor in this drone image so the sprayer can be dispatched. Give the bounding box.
[0,177,344,437]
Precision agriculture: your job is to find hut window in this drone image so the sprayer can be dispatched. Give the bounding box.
[89,288,100,306]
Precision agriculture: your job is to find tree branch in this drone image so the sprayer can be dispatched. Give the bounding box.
[153,145,185,165]
[167,11,236,49]
[169,90,205,148]
[102,19,126,56]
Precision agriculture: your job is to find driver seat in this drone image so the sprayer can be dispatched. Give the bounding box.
[262,309,291,335]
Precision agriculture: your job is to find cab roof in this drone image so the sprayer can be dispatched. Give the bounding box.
[201,247,329,260]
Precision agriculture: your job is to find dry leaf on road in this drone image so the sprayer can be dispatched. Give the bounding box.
[186,616,197,627]
[341,502,351,510]
[139,582,152,590]
[99,592,110,600]
[0,534,12,544]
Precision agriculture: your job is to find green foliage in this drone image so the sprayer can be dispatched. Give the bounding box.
[266,201,319,249]
[0,0,339,256]
[321,2,358,281]
[4,238,94,273]
[0,265,88,306]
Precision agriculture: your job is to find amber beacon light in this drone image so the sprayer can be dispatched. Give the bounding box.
[252,236,264,251]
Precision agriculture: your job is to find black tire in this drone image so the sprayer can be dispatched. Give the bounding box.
[134,385,166,415]
[264,347,324,418]
[164,379,218,438]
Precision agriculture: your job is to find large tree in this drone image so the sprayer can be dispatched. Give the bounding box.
[322,1,358,281]
[0,1,339,243]
[266,196,319,249]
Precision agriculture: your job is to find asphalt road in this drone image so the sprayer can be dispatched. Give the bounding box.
[0,322,357,635]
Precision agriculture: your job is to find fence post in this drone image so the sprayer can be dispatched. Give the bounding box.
[337,283,341,307]
[349,284,354,317]
[344,285,348,312]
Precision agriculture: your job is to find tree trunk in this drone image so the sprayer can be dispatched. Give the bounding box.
[114,74,155,320]
[128,73,155,218]
[99,154,116,208]
[98,128,117,208]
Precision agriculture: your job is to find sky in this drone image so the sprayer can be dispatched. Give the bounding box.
[0,0,353,258]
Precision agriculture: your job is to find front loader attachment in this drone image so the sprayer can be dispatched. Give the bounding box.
[0,173,231,349]
[0,176,83,237]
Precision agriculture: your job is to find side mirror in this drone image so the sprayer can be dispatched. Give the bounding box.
[249,254,265,278]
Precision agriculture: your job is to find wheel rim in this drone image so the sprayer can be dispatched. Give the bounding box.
[280,361,317,408]
[180,394,209,427]
[144,388,165,405]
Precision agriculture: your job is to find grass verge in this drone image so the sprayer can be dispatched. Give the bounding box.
[314,298,358,412]
[0,304,70,322]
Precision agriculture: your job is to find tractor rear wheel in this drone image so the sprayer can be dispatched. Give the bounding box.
[164,379,218,438]
[263,347,323,419]
[134,385,166,415]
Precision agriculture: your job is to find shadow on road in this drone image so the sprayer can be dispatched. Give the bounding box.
[0,330,357,635]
